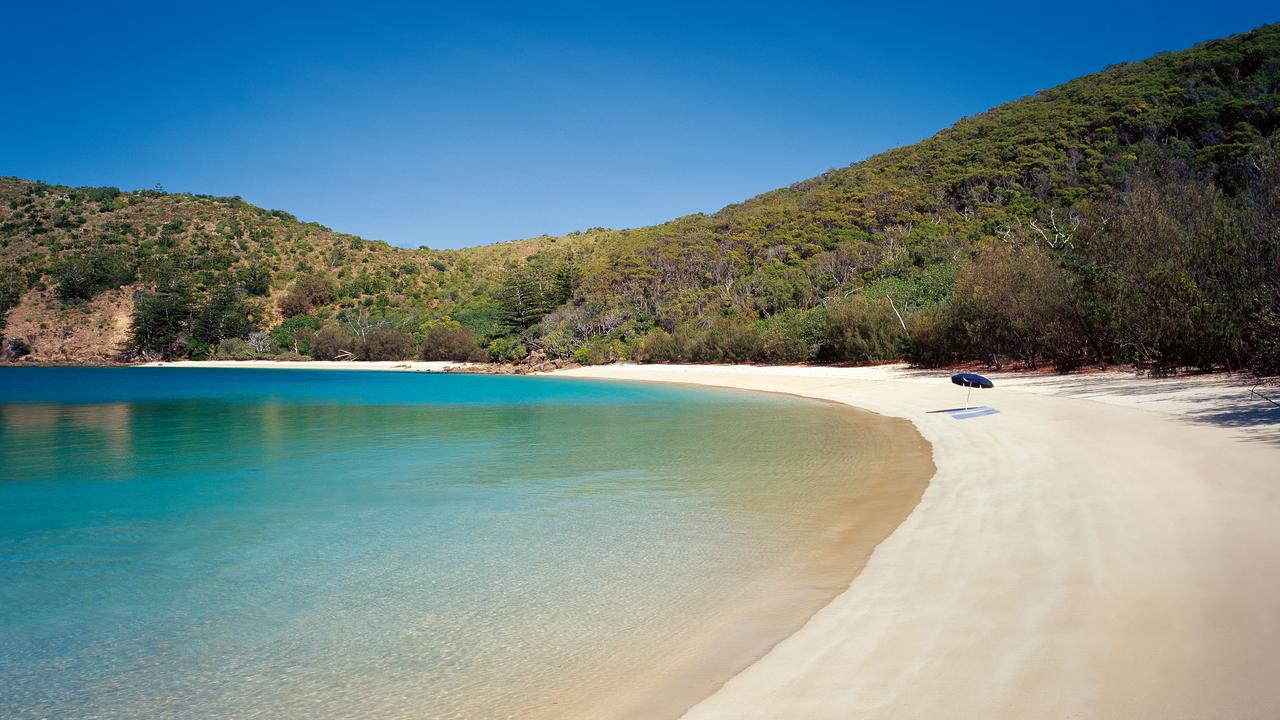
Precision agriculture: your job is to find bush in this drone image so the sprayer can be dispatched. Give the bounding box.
[634,328,684,363]
[420,323,486,361]
[758,307,828,362]
[310,323,358,360]
[690,317,762,363]
[824,297,906,363]
[486,336,527,363]
[279,275,334,317]
[946,243,1083,369]
[573,336,621,365]
[270,314,320,354]
[905,309,965,367]
[359,328,414,360]
[212,337,256,360]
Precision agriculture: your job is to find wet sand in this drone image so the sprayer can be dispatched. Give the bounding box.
[538,398,934,720]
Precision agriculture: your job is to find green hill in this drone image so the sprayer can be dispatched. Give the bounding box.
[2,24,1278,372]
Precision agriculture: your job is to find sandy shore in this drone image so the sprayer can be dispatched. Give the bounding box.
[551,364,1280,719]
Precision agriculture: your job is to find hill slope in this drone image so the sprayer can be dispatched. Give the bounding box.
[2,24,1278,371]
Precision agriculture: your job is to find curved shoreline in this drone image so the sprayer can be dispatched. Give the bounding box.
[556,364,1280,719]
[132,359,1280,717]
[132,360,938,718]
[549,393,934,720]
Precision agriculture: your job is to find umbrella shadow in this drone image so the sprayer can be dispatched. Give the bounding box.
[928,405,1001,419]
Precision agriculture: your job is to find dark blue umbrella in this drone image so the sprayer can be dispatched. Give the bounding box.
[951,372,993,409]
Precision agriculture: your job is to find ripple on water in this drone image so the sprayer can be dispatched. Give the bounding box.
[0,368,929,719]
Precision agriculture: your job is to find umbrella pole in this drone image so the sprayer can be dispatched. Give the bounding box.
[965,385,971,410]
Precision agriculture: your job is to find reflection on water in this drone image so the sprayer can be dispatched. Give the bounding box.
[2,403,136,481]
[0,368,882,720]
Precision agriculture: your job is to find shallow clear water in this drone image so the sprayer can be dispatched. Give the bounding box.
[0,368,883,719]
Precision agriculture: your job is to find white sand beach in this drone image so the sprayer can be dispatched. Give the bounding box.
[553,363,1280,719]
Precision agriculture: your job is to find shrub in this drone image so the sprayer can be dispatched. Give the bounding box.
[269,314,320,355]
[905,308,965,367]
[947,243,1083,369]
[420,322,486,361]
[824,297,906,363]
[634,327,692,362]
[212,337,255,360]
[310,323,358,360]
[359,328,414,360]
[758,307,828,363]
[279,275,334,317]
[690,316,762,363]
[486,336,527,363]
[573,336,621,365]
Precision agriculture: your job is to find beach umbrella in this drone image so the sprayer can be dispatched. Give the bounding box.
[951,372,993,410]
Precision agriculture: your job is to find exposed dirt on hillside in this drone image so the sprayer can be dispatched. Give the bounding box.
[4,286,135,361]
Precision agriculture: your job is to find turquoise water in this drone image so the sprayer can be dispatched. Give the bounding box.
[0,368,882,719]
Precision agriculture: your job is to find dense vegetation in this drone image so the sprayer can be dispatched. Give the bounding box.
[0,177,583,361]
[1,24,1278,373]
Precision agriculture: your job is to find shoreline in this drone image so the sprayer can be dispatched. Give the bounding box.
[136,359,936,719]
[557,364,1280,719]
[542,395,934,720]
[129,360,1280,716]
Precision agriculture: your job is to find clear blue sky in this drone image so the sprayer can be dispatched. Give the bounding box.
[2,2,1274,248]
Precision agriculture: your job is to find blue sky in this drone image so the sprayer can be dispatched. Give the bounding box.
[2,2,1274,248]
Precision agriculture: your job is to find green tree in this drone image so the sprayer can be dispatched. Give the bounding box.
[269,314,321,354]
[237,264,272,296]
[190,285,259,349]
[55,247,135,304]
[127,291,191,359]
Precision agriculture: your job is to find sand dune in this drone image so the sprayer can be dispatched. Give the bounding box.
[556,364,1280,720]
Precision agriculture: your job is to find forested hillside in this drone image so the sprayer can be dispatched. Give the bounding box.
[2,24,1278,372]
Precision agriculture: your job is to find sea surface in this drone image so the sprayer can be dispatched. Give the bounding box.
[0,367,892,719]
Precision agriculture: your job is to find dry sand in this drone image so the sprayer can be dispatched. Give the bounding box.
[555,364,1280,720]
